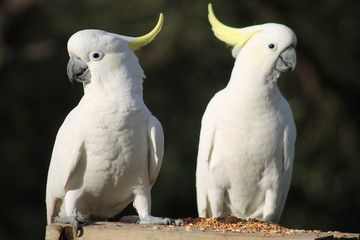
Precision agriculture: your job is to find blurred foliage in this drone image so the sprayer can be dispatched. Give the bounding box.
[1,0,359,239]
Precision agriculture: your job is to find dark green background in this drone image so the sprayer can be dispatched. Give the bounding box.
[1,0,359,239]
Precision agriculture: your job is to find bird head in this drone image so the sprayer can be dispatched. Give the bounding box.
[208,4,297,74]
[66,14,164,85]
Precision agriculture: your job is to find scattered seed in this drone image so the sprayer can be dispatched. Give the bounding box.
[181,214,344,237]
[334,234,347,238]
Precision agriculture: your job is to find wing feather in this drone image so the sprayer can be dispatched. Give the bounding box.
[196,98,218,217]
[147,115,164,187]
[274,107,296,222]
[45,108,84,223]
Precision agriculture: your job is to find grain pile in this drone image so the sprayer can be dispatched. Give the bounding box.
[182,215,322,236]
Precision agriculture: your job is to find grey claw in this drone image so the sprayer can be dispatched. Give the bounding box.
[73,215,87,237]
[72,220,81,237]
[172,218,184,226]
[54,213,87,237]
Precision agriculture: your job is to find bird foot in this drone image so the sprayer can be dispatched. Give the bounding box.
[139,215,183,226]
[54,212,88,237]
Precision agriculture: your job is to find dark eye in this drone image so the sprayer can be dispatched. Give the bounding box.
[89,51,104,61]
[268,43,275,49]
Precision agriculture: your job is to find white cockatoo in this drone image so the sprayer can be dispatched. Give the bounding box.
[196,4,297,223]
[46,14,180,234]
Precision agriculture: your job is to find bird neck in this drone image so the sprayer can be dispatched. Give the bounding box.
[225,60,282,103]
[82,65,145,108]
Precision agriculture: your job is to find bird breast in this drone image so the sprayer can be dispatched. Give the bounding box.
[77,99,150,199]
[208,92,286,188]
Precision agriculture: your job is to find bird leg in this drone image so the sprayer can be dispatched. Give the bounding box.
[131,191,183,226]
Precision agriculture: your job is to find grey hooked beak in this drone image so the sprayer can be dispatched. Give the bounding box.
[275,47,296,72]
[67,56,91,84]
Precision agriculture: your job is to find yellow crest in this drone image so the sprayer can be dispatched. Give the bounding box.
[208,4,260,52]
[128,13,164,50]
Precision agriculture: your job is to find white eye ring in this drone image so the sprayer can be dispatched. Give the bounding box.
[268,43,277,50]
[90,51,104,61]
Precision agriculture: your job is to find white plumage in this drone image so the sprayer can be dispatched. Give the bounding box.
[45,15,177,231]
[196,4,297,222]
